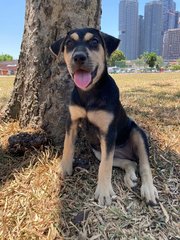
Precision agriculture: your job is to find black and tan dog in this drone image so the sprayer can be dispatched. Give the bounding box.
[50,28,159,206]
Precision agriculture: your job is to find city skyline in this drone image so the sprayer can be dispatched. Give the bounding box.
[118,0,180,60]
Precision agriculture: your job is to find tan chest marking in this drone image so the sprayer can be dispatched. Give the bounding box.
[69,107,114,134]
[87,110,114,133]
[69,105,86,121]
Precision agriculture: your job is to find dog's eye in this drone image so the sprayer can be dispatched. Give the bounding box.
[66,39,74,48]
[89,38,99,48]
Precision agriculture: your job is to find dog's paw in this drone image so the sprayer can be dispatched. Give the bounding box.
[124,169,138,189]
[124,162,138,189]
[60,159,73,177]
[141,182,159,206]
[95,183,115,206]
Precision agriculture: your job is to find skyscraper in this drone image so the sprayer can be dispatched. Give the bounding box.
[144,1,163,55]
[138,15,144,56]
[175,11,180,28]
[163,28,180,60]
[162,0,176,32]
[119,0,138,60]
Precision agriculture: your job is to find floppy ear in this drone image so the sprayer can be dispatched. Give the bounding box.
[100,32,120,56]
[49,38,65,57]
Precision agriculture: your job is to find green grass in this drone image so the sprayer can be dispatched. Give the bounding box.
[0,72,180,239]
[0,76,14,111]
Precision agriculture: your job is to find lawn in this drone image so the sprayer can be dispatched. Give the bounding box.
[0,73,180,239]
[0,76,14,111]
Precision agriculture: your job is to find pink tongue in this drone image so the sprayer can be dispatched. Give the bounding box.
[74,70,92,89]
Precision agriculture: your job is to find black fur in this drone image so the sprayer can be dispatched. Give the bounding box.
[50,28,149,157]
[50,28,158,206]
[50,28,120,57]
[70,70,133,154]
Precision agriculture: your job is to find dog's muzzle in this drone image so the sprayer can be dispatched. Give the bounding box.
[73,52,87,65]
[71,51,97,90]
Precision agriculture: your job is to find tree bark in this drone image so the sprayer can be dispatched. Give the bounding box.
[4,0,101,145]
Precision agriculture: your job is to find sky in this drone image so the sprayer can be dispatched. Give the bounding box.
[0,0,180,59]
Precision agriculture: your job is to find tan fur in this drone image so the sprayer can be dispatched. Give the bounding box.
[70,32,79,41]
[95,137,115,205]
[69,105,86,121]
[130,129,152,182]
[86,46,105,87]
[61,105,86,176]
[63,46,74,76]
[93,149,137,189]
[87,110,113,133]
[59,29,158,205]
[63,38,105,92]
[60,121,78,176]
[130,129,158,203]
[63,47,72,75]
[83,32,94,41]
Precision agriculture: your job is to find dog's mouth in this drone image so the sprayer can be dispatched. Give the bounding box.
[73,67,98,90]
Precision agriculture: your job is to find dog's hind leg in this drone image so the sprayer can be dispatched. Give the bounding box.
[113,158,138,189]
[130,128,159,205]
[93,149,137,189]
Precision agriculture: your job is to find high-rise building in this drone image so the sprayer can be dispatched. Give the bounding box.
[144,1,163,55]
[162,0,176,32]
[163,28,180,60]
[175,11,180,28]
[138,15,144,56]
[119,0,138,60]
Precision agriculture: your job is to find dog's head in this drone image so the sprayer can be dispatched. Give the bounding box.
[50,28,120,90]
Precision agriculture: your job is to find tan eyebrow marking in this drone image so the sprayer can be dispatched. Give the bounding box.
[70,33,79,41]
[84,32,94,41]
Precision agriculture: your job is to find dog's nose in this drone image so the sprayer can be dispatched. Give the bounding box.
[73,52,87,64]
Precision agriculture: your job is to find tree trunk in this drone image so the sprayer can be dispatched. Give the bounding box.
[4,0,101,145]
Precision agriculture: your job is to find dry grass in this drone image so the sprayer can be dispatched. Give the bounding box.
[0,76,14,111]
[0,122,63,239]
[0,149,62,239]
[114,72,180,154]
[0,72,180,240]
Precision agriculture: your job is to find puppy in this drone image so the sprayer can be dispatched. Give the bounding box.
[50,28,159,206]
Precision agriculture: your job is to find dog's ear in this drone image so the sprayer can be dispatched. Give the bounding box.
[49,38,65,57]
[100,32,120,56]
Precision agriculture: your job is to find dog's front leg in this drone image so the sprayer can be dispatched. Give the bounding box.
[60,118,78,176]
[95,135,116,206]
[88,110,116,206]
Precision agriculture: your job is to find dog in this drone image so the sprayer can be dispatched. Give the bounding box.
[50,28,159,206]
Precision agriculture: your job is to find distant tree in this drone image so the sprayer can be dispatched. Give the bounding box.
[145,52,157,68]
[155,56,163,70]
[170,65,180,71]
[0,54,13,61]
[115,60,126,68]
[108,50,125,66]
[140,52,157,68]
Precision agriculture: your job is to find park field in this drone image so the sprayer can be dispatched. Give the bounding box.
[0,76,14,111]
[0,72,180,239]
